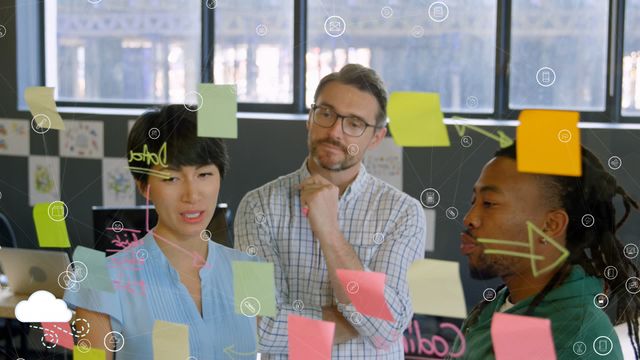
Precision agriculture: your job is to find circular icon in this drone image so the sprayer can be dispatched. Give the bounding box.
[58,270,79,291]
[72,318,91,338]
[246,245,257,257]
[240,297,261,317]
[536,67,556,87]
[0,25,7,38]
[420,188,441,209]
[604,266,618,280]
[136,249,148,261]
[31,114,51,134]
[624,244,639,260]
[292,299,304,312]
[324,16,346,37]
[148,127,161,140]
[482,288,497,302]
[112,220,124,233]
[104,331,125,352]
[205,0,217,9]
[411,25,425,38]
[581,214,595,228]
[200,229,212,242]
[460,136,473,148]
[608,156,622,170]
[381,6,393,18]
[67,261,88,283]
[41,328,58,348]
[626,277,640,294]
[428,1,449,22]
[466,96,479,109]
[593,293,609,309]
[346,281,359,294]
[445,206,459,220]
[593,336,613,356]
[184,91,204,112]
[373,232,385,245]
[347,144,359,156]
[573,341,587,355]
[254,212,266,224]
[256,24,268,36]
[47,201,68,222]
[350,312,363,325]
[87,0,103,4]
[557,129,572,143]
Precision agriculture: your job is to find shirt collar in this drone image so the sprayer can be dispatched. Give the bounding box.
[298,159,369,201]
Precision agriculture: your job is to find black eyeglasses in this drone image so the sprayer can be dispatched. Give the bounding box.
[310,104,382,137]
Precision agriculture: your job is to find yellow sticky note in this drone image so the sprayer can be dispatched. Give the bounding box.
[33,202,70,248]
[387,92,450,147]
[517,110,581,176]
[73,345,105,360]
[153,320,190,360]
[24,87,65,130]
[408,259,467,318]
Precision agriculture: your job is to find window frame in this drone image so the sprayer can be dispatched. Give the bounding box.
[28,0,640,123]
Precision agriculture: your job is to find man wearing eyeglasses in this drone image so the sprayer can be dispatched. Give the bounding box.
[234,64,426,359]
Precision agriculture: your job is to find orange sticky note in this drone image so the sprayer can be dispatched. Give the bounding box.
[288,314,335,360]
[491,313,557,360]
[42,322,74,350]
[387,92,450,147]
[517,110,581,176]
[335,269,394,322]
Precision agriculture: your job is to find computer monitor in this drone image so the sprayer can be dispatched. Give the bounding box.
[92,204,232,255]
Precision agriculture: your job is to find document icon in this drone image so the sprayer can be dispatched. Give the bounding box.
[517,110,581,176]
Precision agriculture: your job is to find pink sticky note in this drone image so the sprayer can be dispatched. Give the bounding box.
[288,314,335,360]
[491,313,557,360]
[335,269,394,322]
[42,322,75,350]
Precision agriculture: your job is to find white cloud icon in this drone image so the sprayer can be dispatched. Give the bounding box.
[14,290,72,323]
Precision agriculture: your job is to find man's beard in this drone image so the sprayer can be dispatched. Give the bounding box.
[468,253,502,280]
[310,139,358,172]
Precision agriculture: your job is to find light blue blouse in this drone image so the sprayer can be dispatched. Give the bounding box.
[64,231,257,359]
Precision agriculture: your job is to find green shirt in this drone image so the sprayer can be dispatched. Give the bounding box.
[452,266,622,359]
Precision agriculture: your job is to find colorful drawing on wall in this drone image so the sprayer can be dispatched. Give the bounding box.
[0,119,30,156]
[102,158,136,206]
[60,120,104,159]
[29,156,60,205]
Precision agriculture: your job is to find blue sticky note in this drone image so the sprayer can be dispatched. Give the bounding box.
[72,246,114,293]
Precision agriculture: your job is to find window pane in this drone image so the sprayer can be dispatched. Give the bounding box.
[622,0,640,116]
[306,0,497,113]
[509,0,608,111]
[213,0,294,104]
[52,0,201,104]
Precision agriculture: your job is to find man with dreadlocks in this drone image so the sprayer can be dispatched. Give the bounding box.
[452,143,639,359]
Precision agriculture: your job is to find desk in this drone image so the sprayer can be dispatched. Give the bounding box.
[0,288,27,319]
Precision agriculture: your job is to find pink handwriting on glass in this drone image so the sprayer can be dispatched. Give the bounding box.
[105,228,142,253]
[128,142,168,167]
[403,320,466,358]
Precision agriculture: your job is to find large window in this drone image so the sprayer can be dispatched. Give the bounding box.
[622,0,640,116]
[213,0,294,104]
[48,0,201,104]
[509,0,609,111]
[306,0,498,113]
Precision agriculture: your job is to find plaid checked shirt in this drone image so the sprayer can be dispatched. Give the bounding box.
[234,161,426,359]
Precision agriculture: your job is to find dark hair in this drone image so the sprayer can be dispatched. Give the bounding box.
[313,64,388,128]
[464,142,640,357]
[127,104,229,184]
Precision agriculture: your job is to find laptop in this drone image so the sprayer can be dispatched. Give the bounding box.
[0,248,70,298]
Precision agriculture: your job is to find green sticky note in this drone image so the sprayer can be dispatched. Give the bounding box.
[24,87,65,130]
[387,92,450,147]
[73,346,105,360]
[32,202,71,248]
[73,246,115,293]
[153,320,190,360]
[233,261,276,317]
[197,83,237,139]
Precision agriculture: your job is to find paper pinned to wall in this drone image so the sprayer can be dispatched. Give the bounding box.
[424,208,436,252]
[364,137,403,190]
[60,120,104,159]
[102,158,136,207]
[29,156,61,206]
[0,119,30,156]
